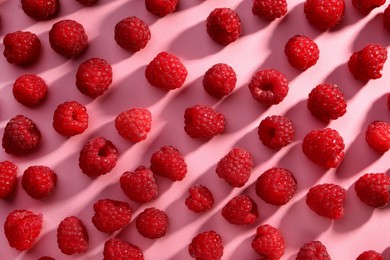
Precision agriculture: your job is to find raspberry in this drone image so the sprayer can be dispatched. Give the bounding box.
[136,207,169,239]
[296,241,331,260]
[352,0,385,14]
[145,0,178,16]
[203,63,237,98]
[248,69,289,106]
[206,8,242,45]
[302,128,345,168]
[76,57,113,98]
[150,145,187,181]
[306,183,346,219]
[49,19,88,58]
[284,35,319,70]
[3,31,41,66]
[348,44,387,81]
[185,185,214,212]
[356,250,384,260]
[354,173,390,208]
[53,101,89,136]
[76,0,98,6]
[4,209,43,251]
[256,167,297,206]
[365,121,390,153]
[2,115,41,155]
[384,5,390,32]
[0,161,18,199]
[21,0,59,20]
[115,16,151,52]
[258,115,295,149]
[79,137,118,177]
[92,199,132,233]
[57,216,89,255]
[304,0,345,30]
[115,108,152,142]
[12,74,48,107]
[251,224,285,259]
[252,0,288,21]
[221,195,258,225]
[103,237,144,260]
[216,147,254,187]
[145,52,188,90]
[120,166,158,203]
[188,231,224,260]
[22,165,57,199]
[184,104,225,139]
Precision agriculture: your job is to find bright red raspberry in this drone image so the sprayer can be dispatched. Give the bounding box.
[145,52,187,90]
[353,0,385,14]
[304,0,345,30]
[355,173,390,208]
[22,165,57,199]
[57,216,89,255]
[296,241,331,260]
[356,250,384,260]
[306,183,346,219]
[12,74,48,107]
[3,31,41,66]
[49,19,88,58]
[258,115,295,149]
[79,137,118,177]
[203,63,237,98]
[150,145,187,181]
[185,185,214,213]
[92,199,132,233]
[206,8,242,45]
[103,237,144,260]
[252,0,287,21]
[222,195,258,225]
[384,5,390,32]
[115,16,151,52]
[251,224,285,259]
[365,121,390,153]
[76,0,98,6]
[2,115,41,155]
[136,207,169,239]
[284,35,319,70]
[53,101,89,136]
[188,231,224,260]
[0,161,17,199]
[115,108,152,142]
[4,209,42,251]
[21,0,59,20]
[145,0,178,16]
[38,257,55,260]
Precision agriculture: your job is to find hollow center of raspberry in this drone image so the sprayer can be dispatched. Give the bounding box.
[267,127,276,138]
[260,83,273,91]
[98,145,111,157]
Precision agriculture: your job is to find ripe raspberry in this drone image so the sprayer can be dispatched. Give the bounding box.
[284,35,319,70]
[206,8,242,45]
[12,74,48,107]
[365,121,390,153]
[21,0,59,20]
[304,0,345,30]
[53,101,89,136]
[145,0,178,16]
[306,183,346,219]
[49,19,88,58]
[348,44,387,81]
[185,185,214,213]
[76,57,113,98]
[92,199,132,233]
[203,63,237,98]
[251,224,285,259]
[120,166,158,203]
[150,145,187,181]
[384,5,390,32]
[2,115,41,155]
[145,52,187,90]
[258,115,295,149]
[115,108,152,142]
[248,69,289,106]
[252,0,288,21]
[76,0,98,6]
[216,147,254,187]
[356,250,384,260]
[352,0,385,14]
[22,165,57,199]
[115,16,151,52]
[354,173,390,208]
[221,195,259,225]
[296,241,331,260]
[4,209,42,251]
[302,128,345,168]
[57,216,89,255]
[0,161,17,199]
[188,231,223,260]
[3,31,41,66]
[184,104,225,139]
[136,207,169,239]
[256,167,297,206]
[79,137,118,177]
[103,237,144,260]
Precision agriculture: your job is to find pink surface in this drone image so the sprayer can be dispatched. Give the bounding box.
[1,0,390,259]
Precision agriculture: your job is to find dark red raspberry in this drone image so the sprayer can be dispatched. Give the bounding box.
[221,195,258,225]
[12,74,48,107]
[296,241,331,260]
[136,207,169,239]
[57,216,89,255]
[145,0,178,16]
[304,0,345,30]
[76,0,98,6]
[3,31,41,66]
[150,145,187,181]
[356,250,384,260]
[115,108,152,142]
[185,185,214,213]
[251,224,285,259]
[203,63,237,98]
[365,121,390,153]
[355,173,390,208]
[22,165,57,199]
[258,115,295,149]
[53,101,89,136]
[21,0,59,20]
[284,35,319,70]
[4,209,43,251]
[92,199,132,233]
[248,69,289,106]
[206,8,242,45]
[188,231,223,260]
[306,183,346,219]
[2,115,41,155]
[145,52,187,90]
[0,161,18,199]
[115,16,151,52]
[252,0,288,21]
[353,0,385,14]
[49,19,88,58]
[103,237,144,260]
[38,257,55,260]
[384,4,390,32]
[79,137,118,177]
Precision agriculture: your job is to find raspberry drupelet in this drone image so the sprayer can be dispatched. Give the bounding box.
[0,161,18,199]
[354,173,390,208]
[3,31,41,66]
[188,231,224,260]
[365,121,390,153]
[53,101,89,136]
[21,0,59,20]
[115,16,151,52]
[258,115,295,149]
[203,63,237,98]
[222,195,259,225]
[115,108,152,142]
[284,35,320,70]
[206,8,242,45]
[103,237,144,260]
[185,185,215,212]
[22,165,57,199]
[252,0,288,21]
[12,74,48,107]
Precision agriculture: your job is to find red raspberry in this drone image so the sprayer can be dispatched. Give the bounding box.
[115,16,151,52]
[21,0,59,20]
[115,108,152,142]
[206,8,242,46]
[203,63,237,98]
[150,145,187,181]
[2,115,41,155]
[76,57,113,98]
[306,183,346,219]
[22,165,57,199]
[284,35,319,70]
[4,209,43,251]
[145,52,188,90]
[185,185,214,213]
[354,173,390,208]
[136,207,169,239]
[145,0,178,16]
[103,237,144,260]
[38,257,55,260]
[256,167,297,206]
[302,128,345,168]
[348,44,387,81]
[251,224,285,259]
[352,0,385,14]
[248,69,289,106]
[184,104,225,139]
[221,195,258,225]
[92,199,132,233]
[3,31,41,66]
[304,0,345,30]
[76,0,98,6]
[53,101,89,136]
[258,115,295,149]
[296,241,331,260]
[57,216,89,255]
[49,19,88,58]
[120,166,158,203]
[0,161,18,199]
[365,121,390,153]
[188,231,224,260]
[356,250,384,260]
[384,5,390,32]
[13,74,48,107]
[252,0,288,21]
[216,147,254,187]
[79,137,118,177]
